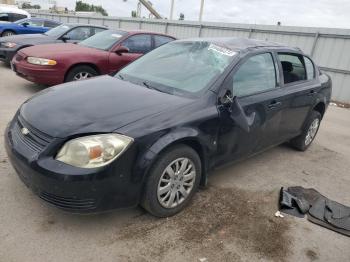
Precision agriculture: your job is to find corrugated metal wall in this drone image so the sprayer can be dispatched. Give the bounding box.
[34,13,350,104]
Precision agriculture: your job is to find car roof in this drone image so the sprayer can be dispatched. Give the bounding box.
[64,23,108,28]
[0,5,30,16]
[176,37,300,52]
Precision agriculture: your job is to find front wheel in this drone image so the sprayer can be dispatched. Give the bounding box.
[289,110,322,151]
[141,145,201,217]
[65,65,98,83]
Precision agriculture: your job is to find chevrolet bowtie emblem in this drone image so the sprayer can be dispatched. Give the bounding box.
[21,127,30,135]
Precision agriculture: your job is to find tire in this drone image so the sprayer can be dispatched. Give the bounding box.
[65,65,98,82]
[141,145,202,217]
[289,110,322,151]
[1,30,15,37]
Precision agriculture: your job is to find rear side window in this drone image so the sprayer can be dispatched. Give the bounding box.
[94,27,106,35]
[232,53,276,97]
[122,34,152,54]
[0,13,9,22]
[154,35,174,48]
[304,56,315,80]
[44,20,60,28]
[66,27,93,41]
[278,53,306,84]
[11,13,27,22]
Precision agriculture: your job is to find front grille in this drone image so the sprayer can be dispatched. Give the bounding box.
[12,115,53,153]
[40,191,97,210]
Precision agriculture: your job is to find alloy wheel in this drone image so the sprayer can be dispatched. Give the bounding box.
[73,72,93,81]
[157,157,196,209]
[305,118,320,146]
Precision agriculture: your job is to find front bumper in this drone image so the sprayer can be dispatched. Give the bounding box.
[4,117,142,213]
[0,47,16,64]
[11,53,64,86]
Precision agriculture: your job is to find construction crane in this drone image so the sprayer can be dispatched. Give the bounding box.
[125,0,162,19]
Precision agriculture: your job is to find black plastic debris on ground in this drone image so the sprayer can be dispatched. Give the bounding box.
[279,186,350,237]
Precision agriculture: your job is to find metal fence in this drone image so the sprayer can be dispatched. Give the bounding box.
[34,12,350,104]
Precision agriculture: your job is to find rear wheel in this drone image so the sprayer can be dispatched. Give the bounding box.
[65,65,98,82]
[1,30,15,37]
[141,145,201,217]
[290,110,322,151]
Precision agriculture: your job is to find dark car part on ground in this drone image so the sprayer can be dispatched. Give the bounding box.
[0,24,107,65]
[5,38,332,217]
[279,187,350,237]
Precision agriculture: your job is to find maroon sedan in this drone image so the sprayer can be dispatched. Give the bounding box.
[11,29,175,85]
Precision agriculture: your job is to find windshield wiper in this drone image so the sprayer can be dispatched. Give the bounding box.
[142,81,170,94]
[116,74,124,80]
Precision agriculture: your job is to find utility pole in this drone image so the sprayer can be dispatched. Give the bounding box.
[199,0,204,22]
[169,0,175,20]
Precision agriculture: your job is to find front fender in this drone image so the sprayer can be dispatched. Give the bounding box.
[134,127,214,188]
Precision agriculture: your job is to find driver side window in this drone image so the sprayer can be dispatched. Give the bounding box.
[21,20,44,27]
[122,34,152,54]
[65,27,92,41]
[232,53,276,97]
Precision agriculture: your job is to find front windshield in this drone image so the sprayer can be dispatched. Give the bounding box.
[116,41,237,96]
[44,24,72,37]
[79,30,126,51]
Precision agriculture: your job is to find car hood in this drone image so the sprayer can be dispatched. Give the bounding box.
[20,76,192,138]
[20,43,100,57]
[0,34,54,45]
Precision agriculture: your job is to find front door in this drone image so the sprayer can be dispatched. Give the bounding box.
[215,52,284,166]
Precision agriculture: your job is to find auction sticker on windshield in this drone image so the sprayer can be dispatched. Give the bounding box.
[208,44,237,57]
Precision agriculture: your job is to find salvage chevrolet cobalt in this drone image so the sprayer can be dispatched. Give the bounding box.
[5,38,332,217]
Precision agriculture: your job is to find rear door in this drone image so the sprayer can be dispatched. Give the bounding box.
[108,34,152,74]
[276,52,320,140]
[215,51,285,165]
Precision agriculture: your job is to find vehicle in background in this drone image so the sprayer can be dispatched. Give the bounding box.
[0,17,61,37]
[11,29,175,85]
[0,23,107,65]
[0,4,30,22]
[5,38,332,217]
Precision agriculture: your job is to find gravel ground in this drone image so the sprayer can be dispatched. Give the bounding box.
[0,63,349,262]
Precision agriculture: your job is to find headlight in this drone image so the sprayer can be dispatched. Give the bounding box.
[56,134,133,168]
[27,57,57,66]
[2,42,17,48]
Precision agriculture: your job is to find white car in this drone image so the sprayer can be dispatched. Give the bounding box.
[0,4,30,22]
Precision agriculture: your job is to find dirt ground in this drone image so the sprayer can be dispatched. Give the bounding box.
[0,63,349,262]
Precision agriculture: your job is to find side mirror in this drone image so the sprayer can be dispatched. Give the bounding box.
[61,35,70,42]
[115,46,129,56]
[229,96,256,133]
[22,22,29,27]
[220,89,234,107]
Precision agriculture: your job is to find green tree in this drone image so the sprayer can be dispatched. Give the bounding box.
[75,1,108,16]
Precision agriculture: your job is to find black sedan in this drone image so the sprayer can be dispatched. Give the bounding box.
[5,38,332,217]
[0,23,107,65]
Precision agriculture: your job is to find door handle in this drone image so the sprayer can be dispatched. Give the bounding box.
[308,90,316,96]
[268,101,282,109]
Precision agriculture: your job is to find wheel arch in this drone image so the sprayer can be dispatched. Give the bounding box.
[64,63,101,81]
[1,29,16,36]
[313,101,326,119]
[139,130,210,189]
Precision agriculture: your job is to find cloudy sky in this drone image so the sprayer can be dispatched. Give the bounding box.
[32,0,350,28]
